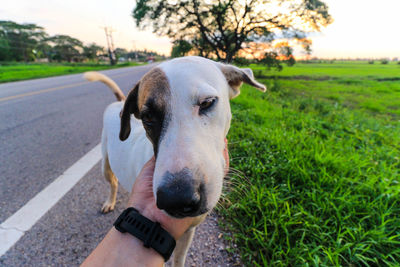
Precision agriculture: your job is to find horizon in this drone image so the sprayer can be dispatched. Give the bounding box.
[1,0,399,59]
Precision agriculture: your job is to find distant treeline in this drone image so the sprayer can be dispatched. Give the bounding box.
[298,59,400,65]
[306,57,399,62]
[0,20,165,63]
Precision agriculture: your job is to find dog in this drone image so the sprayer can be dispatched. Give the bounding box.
[84,56,265,266]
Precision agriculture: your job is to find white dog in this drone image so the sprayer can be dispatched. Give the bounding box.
[84,56,265,266]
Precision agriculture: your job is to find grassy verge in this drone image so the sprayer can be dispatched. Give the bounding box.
[220,62,400,266]
[0,62,144,83]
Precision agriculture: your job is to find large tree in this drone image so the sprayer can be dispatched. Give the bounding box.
[133,0,332,62]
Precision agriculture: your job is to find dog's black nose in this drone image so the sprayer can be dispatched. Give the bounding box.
[156,169,205,217]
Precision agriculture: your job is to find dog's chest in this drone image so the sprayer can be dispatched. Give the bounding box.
[104,103,154,191]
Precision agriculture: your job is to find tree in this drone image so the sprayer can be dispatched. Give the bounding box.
[35,40,52,60]
[47,35,83,62]
[0,20,109,63]
[83,43,104,61]
[0,21,47,61]
[260,51,283,71]
[0,32,11,61]
[114,48,129,62]
[171,39,193,57]
[275,41,296,66]
[132,0,332,62]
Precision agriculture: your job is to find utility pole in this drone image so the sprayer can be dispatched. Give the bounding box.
[102,26,116,65]
[132,40,138,62]
[109,28,115,57]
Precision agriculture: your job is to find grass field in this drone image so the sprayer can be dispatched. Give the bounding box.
[220,62,400,266]
[0,62,143,83]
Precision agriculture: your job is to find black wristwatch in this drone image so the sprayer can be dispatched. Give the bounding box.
[113,207,176,262]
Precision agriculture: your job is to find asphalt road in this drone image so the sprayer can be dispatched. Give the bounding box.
[0,65,151,223]
[0,65,241,266]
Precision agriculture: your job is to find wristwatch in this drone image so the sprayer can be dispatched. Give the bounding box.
[113,207,176,262]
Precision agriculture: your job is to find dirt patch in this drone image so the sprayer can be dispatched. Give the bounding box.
[166,211,243,266]
[256,74,400,82]
[375,77,400,82]
[255,75,334,81]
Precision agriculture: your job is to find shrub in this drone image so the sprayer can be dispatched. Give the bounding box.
[233,57,253,66]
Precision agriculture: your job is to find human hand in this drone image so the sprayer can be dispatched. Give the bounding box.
[223,138,229,172]
[127,157,196,240]
[128,138,229,240]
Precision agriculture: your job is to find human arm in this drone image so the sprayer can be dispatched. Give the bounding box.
[82,139,229,266]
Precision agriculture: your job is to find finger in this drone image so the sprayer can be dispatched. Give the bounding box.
[138,157,156,177]
[143,156,156,170]
[223,138,229,174]
[131,157,156,190]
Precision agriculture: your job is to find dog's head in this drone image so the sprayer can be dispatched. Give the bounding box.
[120,56,265,218]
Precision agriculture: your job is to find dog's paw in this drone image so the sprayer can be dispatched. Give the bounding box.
[101,202,115,213]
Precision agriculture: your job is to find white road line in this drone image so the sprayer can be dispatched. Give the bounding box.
[0,144,102,257]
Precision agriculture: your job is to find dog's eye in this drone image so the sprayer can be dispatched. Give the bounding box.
[199,97,218,114]
[140,113,154,125]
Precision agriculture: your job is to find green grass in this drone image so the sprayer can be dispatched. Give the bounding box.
[220,62,400,266]
[250,61,400,79]
[0,62,143,83]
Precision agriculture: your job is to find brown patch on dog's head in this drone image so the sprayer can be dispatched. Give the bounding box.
[120,68,170,155]
[137,68,170,114]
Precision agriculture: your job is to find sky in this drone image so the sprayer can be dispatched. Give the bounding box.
[1,0,399,59]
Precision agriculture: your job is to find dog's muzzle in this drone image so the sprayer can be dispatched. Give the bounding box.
[156,168,207,218]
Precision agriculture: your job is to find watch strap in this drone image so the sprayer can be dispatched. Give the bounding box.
[114,207,176,262]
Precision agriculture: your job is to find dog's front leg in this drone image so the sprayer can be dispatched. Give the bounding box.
[173,227,196,267]
[101,155,118,213]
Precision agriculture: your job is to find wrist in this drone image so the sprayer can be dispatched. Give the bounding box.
[134,205,186,240]
[82,227,164,267]
[110,228,164,265]
[113,207,177,262]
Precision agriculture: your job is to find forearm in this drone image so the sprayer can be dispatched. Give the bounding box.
[82,227,164,267]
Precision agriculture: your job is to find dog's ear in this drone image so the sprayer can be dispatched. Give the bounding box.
[217,64,266,99]
[120,82,140,141]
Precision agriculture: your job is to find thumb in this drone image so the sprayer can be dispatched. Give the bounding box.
[142,156,156,171]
